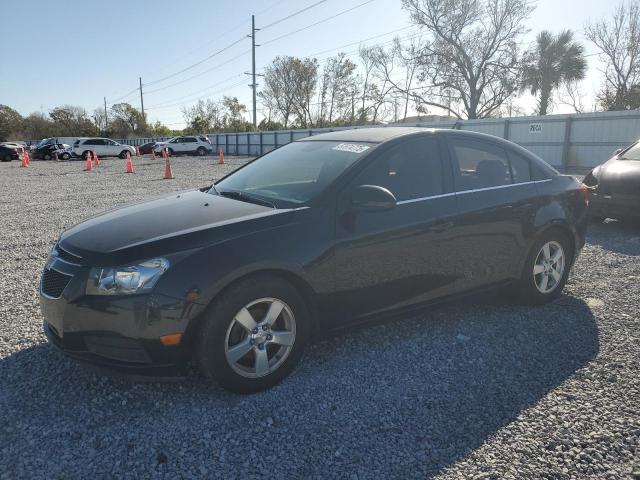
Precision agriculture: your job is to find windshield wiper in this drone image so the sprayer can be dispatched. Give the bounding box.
[218,190,276,209]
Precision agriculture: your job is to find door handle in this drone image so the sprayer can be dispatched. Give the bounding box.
[430,220,453,233]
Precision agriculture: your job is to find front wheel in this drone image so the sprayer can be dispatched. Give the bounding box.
[517,230,572,305]
[196,275,310,393]
[2,154,11,162]
[119,150,130,159]
[60,152,71,160]
[196,146,207,156]
[43,153,51,160]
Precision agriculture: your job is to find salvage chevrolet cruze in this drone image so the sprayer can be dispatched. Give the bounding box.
[40,127,589,393]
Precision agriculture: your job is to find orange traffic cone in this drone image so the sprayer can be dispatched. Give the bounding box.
[218,148,224,165]
[25,151,31,166]
[136,146,141,158]
[93,151,100,167]
[125,152,134,173]
[20,152,28,167]
[85,153,92,172]
[163,157,174,179]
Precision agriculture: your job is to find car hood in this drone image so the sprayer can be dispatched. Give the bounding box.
[597,158,640,195]
[59,190,293,266]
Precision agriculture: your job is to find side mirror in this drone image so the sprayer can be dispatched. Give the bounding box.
[350,185,397,211]
[614,148,623,156]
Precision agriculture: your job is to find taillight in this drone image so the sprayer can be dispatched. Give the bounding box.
[579,184,590,207]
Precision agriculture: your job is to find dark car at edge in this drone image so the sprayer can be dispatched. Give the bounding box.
[40,128,589,393]
[584,139,640,222]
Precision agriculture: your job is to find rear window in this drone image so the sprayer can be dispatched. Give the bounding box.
[507,151,531,183]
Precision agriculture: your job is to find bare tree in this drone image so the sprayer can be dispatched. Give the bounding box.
[400,0,534,119]
[558,80,586,113]
[585,1,640,110]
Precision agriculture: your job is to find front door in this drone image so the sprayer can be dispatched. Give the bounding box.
[332,136,460,323]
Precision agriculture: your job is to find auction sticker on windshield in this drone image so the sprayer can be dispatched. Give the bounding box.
[332,143,371,154]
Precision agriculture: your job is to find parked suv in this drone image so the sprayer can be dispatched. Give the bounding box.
[153,135,212,156]
[72,138,136,159]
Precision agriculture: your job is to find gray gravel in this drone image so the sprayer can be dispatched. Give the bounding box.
[1,156,639,479]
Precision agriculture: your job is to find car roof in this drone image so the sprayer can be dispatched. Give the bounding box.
[301,127,433,143]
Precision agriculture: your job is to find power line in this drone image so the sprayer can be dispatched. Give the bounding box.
[144,50,250,94]
[260,0,329,30]
[260,0,376,47]
[147,74,244,108]
[308,25,415,57]
[144,36,247,87]
[107,88,139,105]
[146,80,247,110]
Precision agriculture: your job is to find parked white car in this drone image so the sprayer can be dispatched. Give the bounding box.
[153,135,212,156]
[72,138,136,159]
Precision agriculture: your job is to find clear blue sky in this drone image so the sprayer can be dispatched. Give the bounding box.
[0,0,616,128]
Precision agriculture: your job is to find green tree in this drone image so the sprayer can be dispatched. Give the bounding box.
[521,30,587,115]
[110,103,146,137]
[49,105,96,136]
[0,105,23,141]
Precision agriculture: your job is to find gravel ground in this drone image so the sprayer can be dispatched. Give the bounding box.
[0,157,638,479]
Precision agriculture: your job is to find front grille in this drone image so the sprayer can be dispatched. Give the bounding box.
[55,244,82,264]
[41,268,72,298]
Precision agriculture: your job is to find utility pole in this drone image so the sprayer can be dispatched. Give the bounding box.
[103,97,108,134]
[250,15,258,128]
[139,77,145,122]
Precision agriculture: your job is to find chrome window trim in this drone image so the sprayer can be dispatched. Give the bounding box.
[395,179,553,205]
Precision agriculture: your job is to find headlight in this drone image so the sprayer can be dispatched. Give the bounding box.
[86,258,170,295]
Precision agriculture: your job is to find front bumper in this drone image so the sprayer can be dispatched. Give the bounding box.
[39,254,206,379]
[590,191,640,219]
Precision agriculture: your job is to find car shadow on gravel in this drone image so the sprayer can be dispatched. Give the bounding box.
[587,220,640,256]
[0,295,598,479]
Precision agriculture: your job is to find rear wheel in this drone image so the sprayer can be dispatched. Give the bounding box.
[517,230,572,305]
[43,153,51,160]
[2,154,11,162]
[60,152,71,160]
[196,274,310,394]
[196,146,207,156]
[82,150,91,160]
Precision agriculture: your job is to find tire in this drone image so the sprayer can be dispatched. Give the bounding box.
[196,274,311,394]
[2,154,11,162]
[43,153,51,160]
[119,150,130,159]
[517,229,573,305]
[61,152,71,160]
[82,150,91,160]
[167,148,174,157]
[196,146,207,156]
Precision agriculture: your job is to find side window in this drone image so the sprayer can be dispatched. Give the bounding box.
[450,140,511,191]
[184,137,197,143]
[93,139,105,146]
[507,151,531,183]
[170,138,181,143]
[531,162,550,180]
[354,138,444,202]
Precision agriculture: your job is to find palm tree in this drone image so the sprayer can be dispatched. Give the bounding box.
[521,30,587,115]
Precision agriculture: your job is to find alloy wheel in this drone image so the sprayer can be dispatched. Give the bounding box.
[224,297,296,378]
[533,241,565,294]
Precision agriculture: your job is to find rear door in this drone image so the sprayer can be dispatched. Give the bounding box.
[182,137,198,153]
[444,134,538,290]
[333,136,459,322]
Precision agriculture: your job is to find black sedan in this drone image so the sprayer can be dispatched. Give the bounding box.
[0,144,21,162]
[584,140,640,222]
[138,142,157,155]
[40,128,589,393]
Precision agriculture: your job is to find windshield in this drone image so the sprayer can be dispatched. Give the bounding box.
[36,138,55,149]
[213,140,373,205]
[620,142,640,161]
